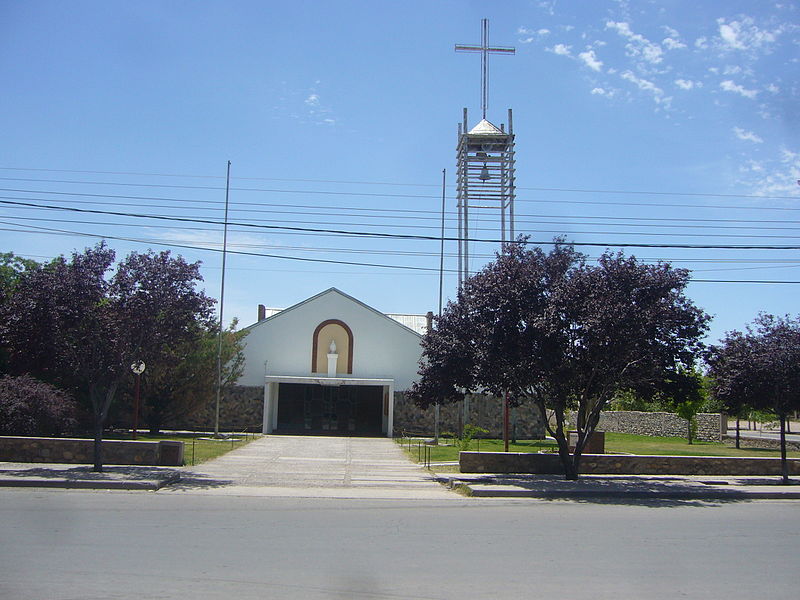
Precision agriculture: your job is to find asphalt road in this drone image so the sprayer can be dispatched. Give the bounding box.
[1,490,797,599]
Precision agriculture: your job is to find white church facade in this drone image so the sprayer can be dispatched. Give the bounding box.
[236,288,428,437]
[173,287,544,439]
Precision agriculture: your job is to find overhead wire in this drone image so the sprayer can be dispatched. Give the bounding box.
[2,166,798,200]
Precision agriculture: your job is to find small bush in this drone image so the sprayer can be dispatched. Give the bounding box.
[0,374,77,436]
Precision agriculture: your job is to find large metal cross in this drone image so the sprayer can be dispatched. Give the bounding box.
[455,18,515,120]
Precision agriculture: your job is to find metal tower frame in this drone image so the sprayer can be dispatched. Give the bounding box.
[456,107,516,287]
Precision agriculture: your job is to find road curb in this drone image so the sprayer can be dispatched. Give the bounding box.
[0,471,181,491]
[464,485,800,500]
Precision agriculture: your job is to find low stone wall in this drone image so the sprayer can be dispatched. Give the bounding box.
[0,436,184,466]
[460,451,800,476]
[163,385,264,432]
[726,436,800,452]
[583,411,725,442]
[393,392,545,439]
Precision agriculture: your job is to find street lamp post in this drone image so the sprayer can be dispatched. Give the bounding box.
[131,361,146,440]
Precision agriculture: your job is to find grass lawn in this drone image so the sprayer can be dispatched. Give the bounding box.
[104,431,260,466]
[398,432,800,465]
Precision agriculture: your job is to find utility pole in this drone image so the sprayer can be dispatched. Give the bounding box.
[214,160,231,438]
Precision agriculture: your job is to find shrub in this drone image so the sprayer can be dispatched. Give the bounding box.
[0,374,77,436]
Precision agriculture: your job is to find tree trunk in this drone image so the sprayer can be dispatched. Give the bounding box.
[780,413,789,485]
[735,417,740,449]
[93,414,104,473]
[687,418,693,444]
[556,437,578,480]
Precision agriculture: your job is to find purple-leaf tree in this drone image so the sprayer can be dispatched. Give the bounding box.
[708,314,800,484]
[410,238,709,480]
[0,243,215,471]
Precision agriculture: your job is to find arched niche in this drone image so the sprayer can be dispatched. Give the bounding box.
[311,319,353,374]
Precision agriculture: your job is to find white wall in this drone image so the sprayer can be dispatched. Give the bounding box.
[238,290,424,391]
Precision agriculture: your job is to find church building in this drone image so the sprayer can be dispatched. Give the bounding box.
[236,288,428,437]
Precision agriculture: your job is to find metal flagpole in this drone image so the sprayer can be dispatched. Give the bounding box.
[435,168,446,444]
[214,160,231,438]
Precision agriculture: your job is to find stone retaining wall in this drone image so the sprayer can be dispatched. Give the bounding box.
[162,385,264,432]
[0,436,184,466]
[393,392,545,439]
[582,411,725,442]
[170,386,548,437]
[460,451,800,476]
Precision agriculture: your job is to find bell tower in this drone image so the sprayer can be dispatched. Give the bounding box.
[455,19,516,287]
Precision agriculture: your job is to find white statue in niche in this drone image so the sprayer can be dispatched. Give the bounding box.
[329,339,337,354]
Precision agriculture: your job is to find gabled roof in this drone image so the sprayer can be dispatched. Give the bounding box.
[246,288,424,338]
[469,118,503,135]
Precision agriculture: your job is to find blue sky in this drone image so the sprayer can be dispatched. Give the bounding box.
[1,1,798,345]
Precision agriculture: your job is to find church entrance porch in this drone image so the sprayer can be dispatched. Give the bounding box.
[275,383,383,435]
[263,375,395,437]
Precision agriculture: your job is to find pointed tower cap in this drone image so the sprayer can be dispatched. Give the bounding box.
[469,118,503,135]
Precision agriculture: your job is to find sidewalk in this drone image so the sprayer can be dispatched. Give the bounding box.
[0,462,180,490]
[438,472,800,500]
[3,459,800,500]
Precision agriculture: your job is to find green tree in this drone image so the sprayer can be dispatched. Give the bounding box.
[135,320,247,433]
[410,239,709,480]
[708,314,800,483]
[661,368,706,444]
[0,243,215,471]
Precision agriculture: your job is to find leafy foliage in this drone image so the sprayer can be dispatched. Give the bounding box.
[0,243,215,470]
[707,313,800,482]
[129,319,247,433]
[410,238,709,479]
[0,374,77,436]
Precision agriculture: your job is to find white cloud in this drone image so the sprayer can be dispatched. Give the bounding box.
[578,49,603,71]
[663,37,686,50]
[518,26,549,43]
[748,147,800,196]
[591,87,616,98]
[766,83,780,94]
[304,93,320,106]
[674,79,700,90]
[722,65,743,75]
[549,44,572,56]
[606,20,664,65]
[717,17,780,52]
[720,80,758,99]
[621,70,666,103]
[695,37,709,49]
[741,160,764,173]
[733,127,764,143]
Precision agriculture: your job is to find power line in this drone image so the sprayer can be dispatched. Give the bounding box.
[4,197,800,250]
[2,176,800,213]
[7,193,800,241]
[2,166,798,201]
[4,222,799,285]
[6,187,800,228]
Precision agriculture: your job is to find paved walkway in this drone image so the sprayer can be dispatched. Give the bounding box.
[167,435,455,499]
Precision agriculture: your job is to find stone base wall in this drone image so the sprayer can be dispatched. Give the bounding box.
[460,451,800,476]
[581,411,725,442]
[167,386,547,438]
[163,385,264,433]
[0,436,184,466]
[725,436,800,452]
[393,393,545,439]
